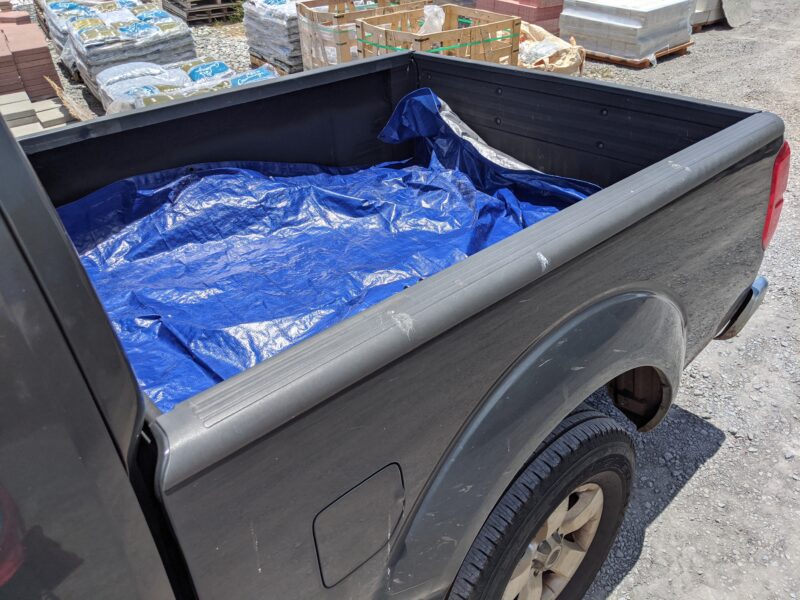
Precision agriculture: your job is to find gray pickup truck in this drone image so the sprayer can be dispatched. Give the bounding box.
[0,52,790,600]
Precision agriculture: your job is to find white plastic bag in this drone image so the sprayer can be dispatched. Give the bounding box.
[416,5,444,35]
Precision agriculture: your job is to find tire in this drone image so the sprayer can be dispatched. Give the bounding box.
[449,407,634,600]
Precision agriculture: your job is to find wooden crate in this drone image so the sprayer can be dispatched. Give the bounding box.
[357,4,520,65]
[297,0,430,70]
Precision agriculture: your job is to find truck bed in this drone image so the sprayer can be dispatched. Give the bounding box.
[53,88,601,413]
[13,53,783,599]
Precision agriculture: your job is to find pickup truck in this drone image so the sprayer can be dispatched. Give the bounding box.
[0,52,789,600]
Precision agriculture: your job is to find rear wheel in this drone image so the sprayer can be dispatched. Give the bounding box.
[449,408,634,600]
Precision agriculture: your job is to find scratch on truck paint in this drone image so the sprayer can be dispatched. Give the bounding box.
[536,251,549,271]
[250,521,262,574]
[389,310,415,339]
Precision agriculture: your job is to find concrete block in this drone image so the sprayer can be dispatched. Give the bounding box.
[37,106,70,127]
[0,90,28,105]
[10,121,44,137]
[0,99,34,119]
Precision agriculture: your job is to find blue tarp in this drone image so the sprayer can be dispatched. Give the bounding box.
[58,88,601,412]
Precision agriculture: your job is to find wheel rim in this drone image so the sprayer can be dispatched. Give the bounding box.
[501,483,604,600]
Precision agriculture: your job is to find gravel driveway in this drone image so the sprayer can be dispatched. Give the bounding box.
[582,1,800,597]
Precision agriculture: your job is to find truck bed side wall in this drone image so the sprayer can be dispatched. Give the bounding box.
[22,56,417,206]
[155,144,775,599]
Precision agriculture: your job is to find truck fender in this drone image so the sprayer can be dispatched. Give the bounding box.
[385,291,686,599]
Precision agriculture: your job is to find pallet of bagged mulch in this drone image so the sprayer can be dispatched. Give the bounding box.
[163,0,243,22]
[692,0,750,31]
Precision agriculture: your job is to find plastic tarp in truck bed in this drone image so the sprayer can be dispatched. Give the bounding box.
[58,88,601,412]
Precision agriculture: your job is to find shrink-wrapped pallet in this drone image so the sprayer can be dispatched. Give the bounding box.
[559,0,695,63]
[45,0,196,86]
[243,0,302,74]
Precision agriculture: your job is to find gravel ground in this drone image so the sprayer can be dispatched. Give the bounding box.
[580,1,800,598]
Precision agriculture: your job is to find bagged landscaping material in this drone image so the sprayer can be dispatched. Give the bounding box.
[415,4,444,35]
[58,87,601,412]
[559,0,694,63]
[44,0,101,51]
[99,58,278,113]
[244,0,303,73]
[52,0,196,87]
[518,21,584,75]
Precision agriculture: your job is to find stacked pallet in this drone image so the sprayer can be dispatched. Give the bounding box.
[244,0,302,74]
[1,89,74,136]
[163,0,242,22]
[475,0,561,35]
[559,0,694,65]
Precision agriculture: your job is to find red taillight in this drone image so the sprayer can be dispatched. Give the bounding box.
[763,141,791,249]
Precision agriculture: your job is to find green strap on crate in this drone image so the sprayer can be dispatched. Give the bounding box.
[357,31,518,53]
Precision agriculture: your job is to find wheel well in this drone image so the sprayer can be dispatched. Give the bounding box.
[606,366,672,432]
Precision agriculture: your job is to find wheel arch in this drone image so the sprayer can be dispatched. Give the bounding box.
[385,290,686,599]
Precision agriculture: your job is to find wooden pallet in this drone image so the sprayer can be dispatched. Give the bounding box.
[692,19,724,33]
[249,53,291,76]
[163,0,241,22]
[586,40,693,69]
[34,3,49,36]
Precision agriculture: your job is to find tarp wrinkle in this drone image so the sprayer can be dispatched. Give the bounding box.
[58,88,601,412]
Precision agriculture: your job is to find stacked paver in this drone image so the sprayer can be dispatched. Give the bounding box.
[0,10,31,23]
[1,20,59,100]
[1,89,73,136]
[0,28,21,94]
[475,0,562,35]
[3,22,59,99]
[559,0,694,61]
[244,0,302,74]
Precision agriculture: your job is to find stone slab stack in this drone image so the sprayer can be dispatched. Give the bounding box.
[559,0,694,61]
[3,22,58,99]
[475,0,562,35]
[1,89,73,136]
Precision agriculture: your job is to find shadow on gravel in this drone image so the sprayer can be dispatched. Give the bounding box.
[583,391,725,599]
